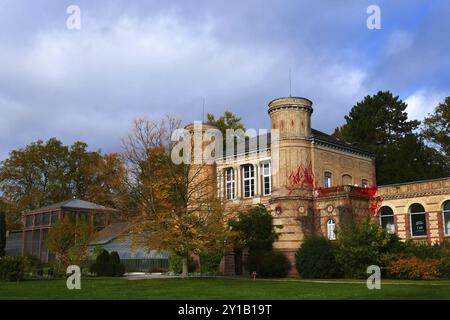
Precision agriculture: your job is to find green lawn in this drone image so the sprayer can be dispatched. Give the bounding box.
[1,277,450,300]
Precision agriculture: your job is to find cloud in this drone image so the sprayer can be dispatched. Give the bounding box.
[0,1,448,160]
[405,89,448,121]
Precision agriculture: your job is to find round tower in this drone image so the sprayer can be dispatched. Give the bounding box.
[268,97,314,196]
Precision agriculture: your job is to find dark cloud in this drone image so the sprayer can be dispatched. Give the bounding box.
[0,0,448,159]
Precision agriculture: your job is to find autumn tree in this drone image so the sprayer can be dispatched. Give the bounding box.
[0,210,6,257]
[0,138,128,229]
[47,215,94,271]
[123,116,234,277]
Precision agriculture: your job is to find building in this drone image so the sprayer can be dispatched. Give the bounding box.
[21,198,119,262]
[185,96,450,275]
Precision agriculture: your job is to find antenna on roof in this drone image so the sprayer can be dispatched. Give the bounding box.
[289,68,292,97]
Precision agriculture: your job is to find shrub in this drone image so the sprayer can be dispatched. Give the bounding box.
[247,251,290,278]
[91,249,114,276]
[335,218,401,278]
[199,251,222,274]
[388,257,440,280]
[114,263,125,277]
[295,236,342,279]
[169,254,197,274]
[438,258,450,279]
[0,256,26,281]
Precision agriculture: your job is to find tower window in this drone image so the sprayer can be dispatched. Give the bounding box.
[243,165,255,198]
[262,162,271,196]
[409,203,427,237]
[327,219,336,240]
[225,168,235,200]
[324,172,332,188]
[361,179,369,188]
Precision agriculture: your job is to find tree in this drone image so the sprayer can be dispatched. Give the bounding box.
[0,138,128,229]
[334,91,419,149]
[0,211,6,257]
[229,204,280,255]
[206,111,246,137]
[422,97,450,166]
[333,91,447,184]
[47,215,94,271]
[123,116,235,277]
[335,217,400,278]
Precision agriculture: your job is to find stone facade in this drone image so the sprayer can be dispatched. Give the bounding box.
[186,96,450,276]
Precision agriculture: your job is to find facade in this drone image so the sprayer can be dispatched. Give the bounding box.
[186,96,450,275]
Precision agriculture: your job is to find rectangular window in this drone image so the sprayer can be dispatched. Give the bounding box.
[243,165,255,198]
[324,172,332,188]
[25,231,33,255]
[225,168,235,200]
[262,162,271,196]
[25,215,33,227]
[411,213,427,237]
[51,211,59,224]
[32,229,41,258]
[42,213,50,225]
[34,214,42,226]
[41,229,49,262]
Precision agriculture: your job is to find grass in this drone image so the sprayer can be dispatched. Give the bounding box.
[1,277,450,300]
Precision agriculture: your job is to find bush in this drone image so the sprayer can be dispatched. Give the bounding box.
[388,257,441,280]
[169,254,197,274]
[438,258,450,279]
[335,218,401,278]
[199,251,222,274]
[247,251,290,278]
[113,263,125,277]
[0,256,26,281]
[402,241,449,260]
[295,236,342,279]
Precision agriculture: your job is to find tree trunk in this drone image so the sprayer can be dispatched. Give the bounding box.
[182,255,188,278]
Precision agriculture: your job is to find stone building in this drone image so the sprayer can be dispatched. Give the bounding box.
[186,96,450,276]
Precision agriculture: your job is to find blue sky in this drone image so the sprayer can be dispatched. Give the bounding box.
[0,0,449,158]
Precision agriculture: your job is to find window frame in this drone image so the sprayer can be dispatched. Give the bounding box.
[379,206,395,234]
[324,172,332,188]
[443,201,450,236]
[261,162,271,196]
[409,203,427,238]
[327,219,336,240]
[242,164,255,198]
[225,168,236,200]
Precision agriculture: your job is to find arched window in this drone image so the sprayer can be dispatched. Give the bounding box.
[409,203,427,237]
[443,201,450,236]
[324,172,332,188]
[379,206,395,234]
[242,164,255,198]
[327,219,336,240]
[342,174,352,186]
[225,168,235,200]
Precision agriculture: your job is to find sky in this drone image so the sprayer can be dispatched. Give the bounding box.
[0,0,449,159]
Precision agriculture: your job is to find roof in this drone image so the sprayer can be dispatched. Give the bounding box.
[225,129,375,158]
[27,198,117,214]
[90,222,130,245]
[88,222,169,259]
[310,129,376,158]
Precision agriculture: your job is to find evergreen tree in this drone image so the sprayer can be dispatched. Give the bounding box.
[334,91,447,184]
